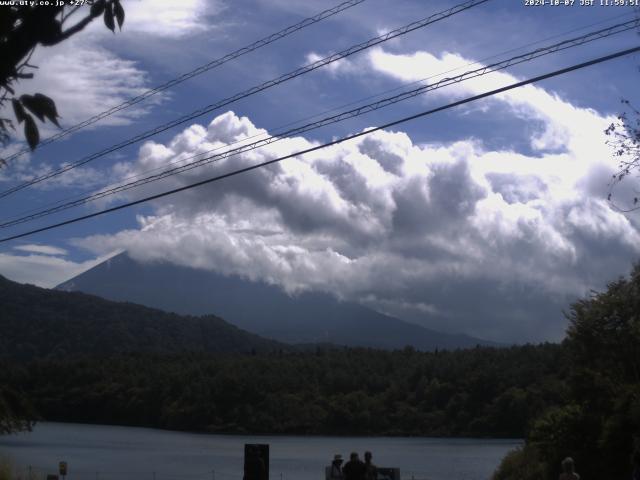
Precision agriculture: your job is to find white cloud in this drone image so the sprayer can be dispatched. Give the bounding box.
[1,0,217,156]
[0,250,118,288]
[11,0,222,129]
[0,0,227,188]
[22,39,160,131]
[8,36,619,342]
[118,0,218,38]
[305,52,356,76]
[71,92,640,342]
[0,38,163,163]
[14,244,68,256]
[367,47,612,160]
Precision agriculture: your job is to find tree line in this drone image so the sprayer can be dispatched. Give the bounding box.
[1,343,565,438]
[2,263,640,479]
[493,264,640,480]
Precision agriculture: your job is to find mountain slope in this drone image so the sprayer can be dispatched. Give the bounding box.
[57,253,496,350]
[0,274,280,361]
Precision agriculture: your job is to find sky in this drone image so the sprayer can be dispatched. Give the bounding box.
[1,0,640,343]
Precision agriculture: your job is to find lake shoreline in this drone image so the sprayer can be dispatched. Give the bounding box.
[0,422,522,480]
[23,419,523,441]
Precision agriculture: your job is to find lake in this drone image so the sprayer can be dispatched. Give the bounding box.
[0,423,521,480]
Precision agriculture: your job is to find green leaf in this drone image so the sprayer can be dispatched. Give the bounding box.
[19,94,45,122]
[12,99,26,124]
[104,2,115,32]
[36,94,61,127]
[24,114,39,150]
[34,94,60,127]
[39,18,63,46]
[90,0,106,17]
[114,0,124,30]
[19,93,61,127]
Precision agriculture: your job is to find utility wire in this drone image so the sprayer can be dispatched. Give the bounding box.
[4,9,630,226]
[7,9,632,230]
[1,45,638,244]
[0,0,491,199]
[1,0,367,163]
[3,10,632,228]
[1,18,637,229]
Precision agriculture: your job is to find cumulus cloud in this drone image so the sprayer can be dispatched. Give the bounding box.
[71,84,640,342]
[367,47,609,159]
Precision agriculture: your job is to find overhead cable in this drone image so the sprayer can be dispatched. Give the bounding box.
[0,0,491,199]
[1,0,367,163]
[4,10,634,227]
[1,18,637,229]
[1,45,638,244]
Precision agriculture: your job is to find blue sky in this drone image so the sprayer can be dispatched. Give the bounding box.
[1,0,640,343]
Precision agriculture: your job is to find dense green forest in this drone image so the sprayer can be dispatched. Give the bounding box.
[0,383,34,435]
[0,275,281,360]
[1,343,565,437]
[2,264,640,480]
[494,264,640,480]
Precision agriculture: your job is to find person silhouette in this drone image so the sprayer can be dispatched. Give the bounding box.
[364,451,377,480]
[330,454,344,480]
[558,457,580,480]
[343,452,365,480]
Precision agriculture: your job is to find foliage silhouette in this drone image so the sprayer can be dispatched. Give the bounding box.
[606,100,640,211]
[0,0,124,162]
[493,263,640,479]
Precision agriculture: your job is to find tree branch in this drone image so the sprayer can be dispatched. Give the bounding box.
[57,12,98,42]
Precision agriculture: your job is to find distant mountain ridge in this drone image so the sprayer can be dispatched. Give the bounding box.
[57,253,497,350]
[0,274,280,361]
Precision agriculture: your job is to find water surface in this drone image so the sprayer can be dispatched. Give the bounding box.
[0,422,521,480]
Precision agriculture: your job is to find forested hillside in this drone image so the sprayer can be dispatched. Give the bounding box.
[2,344,566,437]
[0,275,281,360]
[3,264,639,480]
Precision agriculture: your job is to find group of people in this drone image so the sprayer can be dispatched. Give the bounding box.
[327,451,640,480]
[330,452,377,480]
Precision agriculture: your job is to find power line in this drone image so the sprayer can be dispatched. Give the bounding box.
[1,45,638,244]
[0,0,491,199]
[1,18,636,229]
[1,0,367,163]
[3,10,632,227]
[12,9,631,229]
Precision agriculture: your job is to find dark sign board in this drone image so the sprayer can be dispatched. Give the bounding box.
[244,444,269,480]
